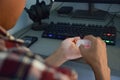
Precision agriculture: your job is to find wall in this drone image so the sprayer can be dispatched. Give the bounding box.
[8,0,51,34]
[8,0,120,34]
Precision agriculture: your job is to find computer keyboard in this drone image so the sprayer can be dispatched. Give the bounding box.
[42,22,117,45]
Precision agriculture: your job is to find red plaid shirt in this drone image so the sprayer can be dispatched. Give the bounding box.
[0,26,77,80]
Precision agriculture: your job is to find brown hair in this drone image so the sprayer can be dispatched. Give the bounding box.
[0,0,26,30]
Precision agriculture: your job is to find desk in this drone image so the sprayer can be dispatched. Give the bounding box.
[14,12,120,79]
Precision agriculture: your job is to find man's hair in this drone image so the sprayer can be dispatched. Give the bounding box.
[0,0,26,30]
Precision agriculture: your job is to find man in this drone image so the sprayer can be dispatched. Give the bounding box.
[0,0,110,80]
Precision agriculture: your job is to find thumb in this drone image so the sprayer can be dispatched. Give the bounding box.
[79,44,85,51]
[79,44,86,55]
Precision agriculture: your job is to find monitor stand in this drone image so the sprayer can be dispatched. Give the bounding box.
[31,21,48,31]
[71,3,109,20]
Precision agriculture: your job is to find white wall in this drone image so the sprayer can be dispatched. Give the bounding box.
[8,0,51,34]
[8,0,120,34]
[8,11,32,34]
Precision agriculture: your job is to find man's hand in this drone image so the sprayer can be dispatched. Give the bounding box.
[79,35,110,80]
[45,37,82,67]
[59,37,82,60]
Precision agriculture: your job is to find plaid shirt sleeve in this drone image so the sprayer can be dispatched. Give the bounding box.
[0,26,78,80]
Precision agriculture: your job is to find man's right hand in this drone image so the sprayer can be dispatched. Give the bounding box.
[79,35,110,80]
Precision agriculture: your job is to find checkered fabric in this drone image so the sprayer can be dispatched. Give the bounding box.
[0,26,77,80]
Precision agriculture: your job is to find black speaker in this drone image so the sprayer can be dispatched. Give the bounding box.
[24,0,53,31]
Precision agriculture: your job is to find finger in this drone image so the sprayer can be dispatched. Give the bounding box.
[65,37,74,41]
[71,70,78,80]
[97,37,103,43]
[84,35,96,42]
[84,35,96,44]
[97,37,104,43]
[79,44,86,56]
[74,36,81,40]
[84,35,97,48]
[96,37,106,46]
[62,38,75,45]
[72,37,81,44]
[65,38,77,44]
[96,37,102,40]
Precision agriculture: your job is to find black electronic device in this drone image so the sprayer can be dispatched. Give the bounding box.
[57,6,73,15]
[54,0,120,20]
[54,0,120,4]
[22,36,38,47]
[42,22,116,45]
[24,0,53,31]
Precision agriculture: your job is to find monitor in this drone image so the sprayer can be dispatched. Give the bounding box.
[54,0,120,4]
[54,0,120,20]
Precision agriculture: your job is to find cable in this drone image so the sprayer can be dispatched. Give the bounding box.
[107,4,120,14]
[51,2,64,12]
[106,3,120,20]
[107,4,112,12]
[105,14,116,26]
[16,27,31,38]
[117,30,120,34]
[110,11,120,14]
